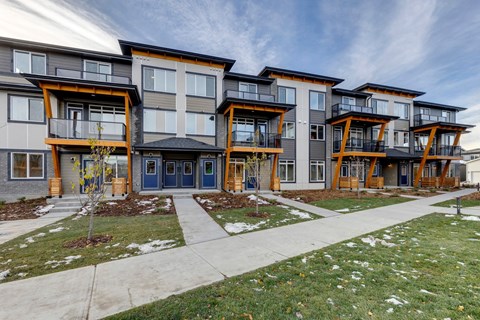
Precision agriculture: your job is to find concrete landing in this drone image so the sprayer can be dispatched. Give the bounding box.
[261,193,340,218]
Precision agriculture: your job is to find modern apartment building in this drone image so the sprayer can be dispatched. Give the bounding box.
[0,37,474,198]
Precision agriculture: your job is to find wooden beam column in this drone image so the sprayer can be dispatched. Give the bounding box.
[332,118,351,189]
[223,107,235,190]
[41,86,61,178]
[414,127,437,187]
[439,130,462,186]
[124,94,133,193]
[365,157,377,188]
[270,112,285,189]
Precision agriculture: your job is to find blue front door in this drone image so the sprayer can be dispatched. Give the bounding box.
[143,158,160,189]
[164,161,177,187]
[400,163,408,186]
[201,159,216,188]
[181,161,194,187]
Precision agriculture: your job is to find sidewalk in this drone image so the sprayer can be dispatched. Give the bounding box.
[0,188,476,320]
[261,193,340,217]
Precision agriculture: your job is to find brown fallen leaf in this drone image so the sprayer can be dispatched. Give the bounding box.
[240,313,253,320]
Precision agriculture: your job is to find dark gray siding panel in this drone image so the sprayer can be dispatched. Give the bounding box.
[284,108,295,122]
[0,45,11,72]
[113,63,131,78]
[224,79,237,91]
[144,92,176,109]
[281,139,295,159]
[186,96,215,113]
[258,84,270,95]
[394,119,409,131]
[310,141,326,159]
[48,52,82,75]
[310,110,326,123]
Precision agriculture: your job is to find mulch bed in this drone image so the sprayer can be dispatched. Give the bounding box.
[382,188,441,198]
[194,192,275,212]
[461,192,480,201]
[92,193,176,217]
[281,189,390,203]
[0,198,48,221]
[63,234,113,248]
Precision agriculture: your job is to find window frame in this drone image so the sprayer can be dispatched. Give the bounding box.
[309,160,325,182]
[281,121,295,139]
[185,112,216,136]
[8,94,45,124]
[186,72,216,98]
[394,131,410,147]
[143,66,177,94]
[309,90,326,111]
[394,102,409,120]
[278,86,296,104]
[143,108,177,134]
[13,49,46,75]
[10,152,45,180]
[239,82,257,93]
[83,60,112,74]
[310,124,325,141]
[342,96,356,106]
[279,159,295,182]
[372,99,388,114]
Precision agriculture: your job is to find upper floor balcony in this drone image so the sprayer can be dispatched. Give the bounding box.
[227,130,282,152]
[224,90,275,103]
[413,114,449,127]
[55,68,131,85]
[333,138,385,153]
[331,103,373,118]
[414,144,462,158]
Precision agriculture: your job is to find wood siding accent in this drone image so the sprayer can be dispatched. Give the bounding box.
[281,139,295,159]
[186,96,215,113]
[143,133,176,143]
[143,92,176,109]
[0,45,12,72]
[309,141,325,159]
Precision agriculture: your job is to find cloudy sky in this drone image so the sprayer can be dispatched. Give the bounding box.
[0,0,479,148]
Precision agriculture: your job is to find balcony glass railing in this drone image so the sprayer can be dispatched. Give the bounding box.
[414,144,461,157]
[333,139,385,153]
[48,118,126,141]
[331,103,373,117]
[413,114,449,126]
[229,131,281,148]
[55,68,131,84]
[224,90,275,103]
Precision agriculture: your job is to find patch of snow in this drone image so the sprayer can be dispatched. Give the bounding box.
[332,265,340,270]
[25,237,35,243]
[0,269,10,281]
[457,261,465,266]
[277,205,289,209]
[112,243,120,247]
[351,274,361,281]
[34,204,55,216]
[45,255,81,268]
[137,200,153,206]
[117,254,131,258]
[216,215,223,219]
[336,285,343,289]
[327,298,334,306]
[49,227,65,233]
[301,257,307,264]
[163,198,172,210]
[335,208,350,213]
[14,265,28,269]
[106,202,117,205]
[445,214,455,217]
[353,260,370,268]
[324,254,333,260]
[0,259,12,265]
[224,221,267,234]
[385,298,404,305]
[361,235,396,248]
[387,308,394,313]
[19,244,28,249]
[17,272,28,277]
[247,195,269,205]
[468,238,480,241]
[383,234,392,240]
[462,216,480,221]
[289,209,311,219]
[420,289,435,295]
[345,242,357,248]
[265,272,277,279]
[126,239,176,254]
[451,222,458,226]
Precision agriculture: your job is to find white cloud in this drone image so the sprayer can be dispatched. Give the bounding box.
[0,0,121,53]
[457,104,480,150]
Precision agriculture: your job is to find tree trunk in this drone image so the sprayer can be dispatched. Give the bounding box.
[87,206,94,241]
[255,157,259,216]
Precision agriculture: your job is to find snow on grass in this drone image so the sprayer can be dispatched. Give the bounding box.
[387,308,394,313]
[0,269,10,281]
[247,195,269,205]
[24,232,45,244]
[345,242,357,248]
[126,239,176,255]
[445,214,455,217]
[277,205,289,209]
[224,221,267,234]
[332,265,340,270]
[336,208,350,213]
[385,295,409,305]
[420,289,436,295]
[461,215,480,221]
[163,197,172,210]
[45,255,82,268]
[288,209,311,219]
[49,227,65,233]
[106,202,117,205]
[34,204,55,216]
[361,235,396,248]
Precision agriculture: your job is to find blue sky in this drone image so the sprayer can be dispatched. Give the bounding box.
[1,0,479,148]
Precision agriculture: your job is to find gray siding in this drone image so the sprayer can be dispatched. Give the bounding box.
[143,92,176,109]
[112,63,132,79]
[185,135,216,145]
[281,139,295,159]
[394,119,410,131]
[60,153,81,195]
[48,52,81,75]
[224,79,237,91]
[0,44,12,72]
[310,141,326,159]
[310,110,326,123]
[284,108,295,122]
[143,133,175,143]
[186,96,215,113]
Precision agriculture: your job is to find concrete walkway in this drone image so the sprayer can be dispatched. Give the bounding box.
[261,193,340,217]
[173,195,229,245]
[0,188,477,320]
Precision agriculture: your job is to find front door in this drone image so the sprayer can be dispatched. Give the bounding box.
[82,159,101,193]
[67,106,83,139]
[400,163,408,186]
[143,158,160,189]
[164,161,177,187]
[257,121,267,147]
[181,161,195,187]
[201,159,216,188]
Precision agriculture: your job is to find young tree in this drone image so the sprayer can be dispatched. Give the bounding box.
[72,129,115,241]
[245,130,269,216]
[350,156,363,199]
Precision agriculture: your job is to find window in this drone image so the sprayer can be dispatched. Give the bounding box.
[89,105,125,135]
[310,161,325,182]
[143,67,176,93]
[14,50,46,74]
[394,102,409,119]
[420,108,430,115]
[282,122,295,139]
[11,153,44,179]
[310,124,325,140]
[146,160,156,175]
[143,109,177,134]
[239,82,257,93]
[348,128,363,148]
[186,73,215,97]
[166,162,176,175]
[229,159,245,182]
[310,91,325,110]
[372,99,388,114]
[9,96,44,122]
[84,60,111,81]
[372,128,388,143]
[104,156,128,183]
[342,96,356,105]
[351,161,365,181]
[394,131,409,147]
[204,161,214,175]
[278,87,295,104]
[442,110,452,122]
[279,160,295,182]
[186,113,215,136]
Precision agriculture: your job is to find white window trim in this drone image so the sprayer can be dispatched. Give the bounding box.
[83,60,112,74]
[342,96,356,106]
[394,102,409,120]
[282,121,295,139]
[310,124,325,141]
[187,73,215,98]
[278,86,296,104]
[239,82,257,93]
[373,99,388,114]
[310,91,326,111]
[310,160,325,182]
[279,160,295,182]
[11,152,44,179]
[13,49,46,74]
[143,67,177,93]
[9,95,44,123]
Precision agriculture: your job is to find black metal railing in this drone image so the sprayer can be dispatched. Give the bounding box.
[413,114,449,126]
[331,103,373,117]
[229,131,281,148]
[333,139,385,153]
[56,68,131,84]
[414,144,461,157]
[48,118,126,141]
[224,90,275,103]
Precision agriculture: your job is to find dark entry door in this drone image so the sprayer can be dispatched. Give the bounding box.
[164,161,177,187]
[68,107,83,139]
[201,159,216,188]
[143,158,160,189]
[400,163,408,186]
[181,161,194,187]
[82,159,101,193]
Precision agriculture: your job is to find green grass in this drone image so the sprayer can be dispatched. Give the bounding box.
[108,213,480,319]
[0,214,184,283]
[432,199,480,208]
[209,204,319,235]
[311,196,413,213]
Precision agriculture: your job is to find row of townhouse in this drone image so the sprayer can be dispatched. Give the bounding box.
[0,37,474,198]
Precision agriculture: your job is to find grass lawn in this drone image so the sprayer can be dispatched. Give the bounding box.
[433,199,480,208]
[0,214,184,283]
[311,196,413,213]
[210,204,319,235]
[108,213,480,320]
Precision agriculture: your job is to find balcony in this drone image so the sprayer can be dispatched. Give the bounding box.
[224,90,275,103]
[413,114,449,127]
[55,68,131,85]
[331,103,373,117]
[229,131,281,149]
[415,145,462,157]
[48,118,126,142]
[333,139,385,153]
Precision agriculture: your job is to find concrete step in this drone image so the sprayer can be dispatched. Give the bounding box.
[48,206,82,214]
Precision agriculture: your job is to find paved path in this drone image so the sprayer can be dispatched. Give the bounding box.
[173,195,229,245]
[0,188,477,320]
[261,193,340,217]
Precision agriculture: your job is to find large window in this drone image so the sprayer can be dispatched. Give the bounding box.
[186,73,215,97]
[442,110,452,122]
[84,60,111,81]
[278,87,295,104]
[348,127,364,147]
[186,113,215,136]
[239,82,257,93]
[279,160,295,182]
[14,50,46,74]
[282,122,295,139]
[11,152,44,179]
[310,91,325,110]
[9,96,44,122]
[310,161,325,182]
[372,128,388,143]
[394,131,409,147]
[394,102,409,119]
[342,96,356,105]
[104,156,128,183]
[143,109,177,134]
[351,161,365,181]
[143,67,176,93]
[310,124,325,140]
[372,99,388,114]
[89,105,125,135]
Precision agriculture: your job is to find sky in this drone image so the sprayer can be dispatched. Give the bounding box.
[0,0,479,148]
